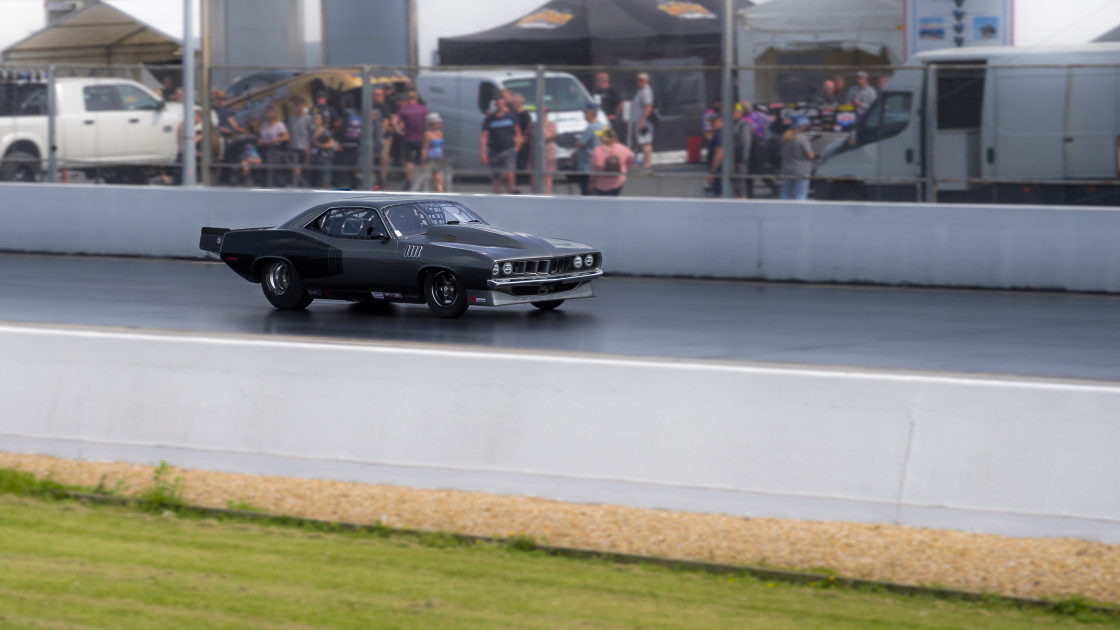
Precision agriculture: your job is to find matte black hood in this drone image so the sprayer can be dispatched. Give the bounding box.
[421,224,592,258]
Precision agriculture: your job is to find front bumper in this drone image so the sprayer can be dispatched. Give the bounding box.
[468,269,602,306]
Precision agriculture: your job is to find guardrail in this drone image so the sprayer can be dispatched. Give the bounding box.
[2,323,1118,542]
[3,182,1120,293]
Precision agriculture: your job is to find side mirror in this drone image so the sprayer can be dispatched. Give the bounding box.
[366,226,390,240]
[157,100,167,111]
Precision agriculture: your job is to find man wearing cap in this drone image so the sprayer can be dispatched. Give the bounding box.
[630,72,655,168]
[780,116,816,200]
[574,102,604,196]
[846,71,877,115]
[313,91,339,139]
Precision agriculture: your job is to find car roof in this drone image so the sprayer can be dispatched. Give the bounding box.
[340,194,450,207]
[281,195,467,228]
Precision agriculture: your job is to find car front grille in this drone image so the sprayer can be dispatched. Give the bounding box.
[508,256,596,276]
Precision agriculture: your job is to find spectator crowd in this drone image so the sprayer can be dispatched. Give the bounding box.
[198,66,885,201]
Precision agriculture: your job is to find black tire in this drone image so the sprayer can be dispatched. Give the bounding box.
[0,151,41,182]
[260,259,314,311]
[423,269,468,318]
[531,300,565,311]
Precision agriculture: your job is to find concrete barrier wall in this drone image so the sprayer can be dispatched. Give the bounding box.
[3,183,1120,292]
[3,323,1118,542]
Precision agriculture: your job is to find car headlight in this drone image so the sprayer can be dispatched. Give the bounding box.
[584,254,594,268]
[492,263,500,277]
[572,256,583,269]
[502,262,513,275]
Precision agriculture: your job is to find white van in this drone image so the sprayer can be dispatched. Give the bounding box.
[416,70,606,173]
[815,44,1120,205]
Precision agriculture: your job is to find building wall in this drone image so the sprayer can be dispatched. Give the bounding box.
[209,0,305,89]
[322,0,413,67]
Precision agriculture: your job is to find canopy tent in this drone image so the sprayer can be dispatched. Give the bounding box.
[1095,25,1120,43]
[439,0,753,67]
[439,0,753,152]
[2,0,200,66]
[736,0,904,101]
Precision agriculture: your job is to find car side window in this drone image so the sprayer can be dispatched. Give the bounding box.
[384,203,432,238]
[319,208,387,239]
[116,84,160,111]
[83,85,120,112]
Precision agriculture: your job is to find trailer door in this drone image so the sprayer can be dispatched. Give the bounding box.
[1064,66,1119,180]
[982,65,1067,181]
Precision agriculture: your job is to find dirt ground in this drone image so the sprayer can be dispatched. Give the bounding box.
[3,451,1117,605]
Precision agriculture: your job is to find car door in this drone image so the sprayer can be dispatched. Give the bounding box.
[319,207,399,292]
[69,83,118,164]
[115,83,176,162]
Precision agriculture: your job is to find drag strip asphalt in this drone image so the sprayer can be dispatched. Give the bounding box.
[3,253,1120,381]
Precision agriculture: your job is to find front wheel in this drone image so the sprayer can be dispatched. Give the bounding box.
[260,259,314,310]
[424,269,468,318]
[531,300,564,311]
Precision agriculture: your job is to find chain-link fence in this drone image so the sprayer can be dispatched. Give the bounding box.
[2,61,1118,205]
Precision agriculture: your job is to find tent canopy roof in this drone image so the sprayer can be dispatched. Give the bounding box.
[1095,24,1120,43]
[738,0,904,63]
[3,0,199,64]
[439,0,752,65]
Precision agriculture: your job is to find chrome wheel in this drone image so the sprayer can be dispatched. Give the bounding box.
[264,261,290,295]
[259,259,313,311]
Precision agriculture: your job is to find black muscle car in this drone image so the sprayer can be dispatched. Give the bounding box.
[199,195,603,318]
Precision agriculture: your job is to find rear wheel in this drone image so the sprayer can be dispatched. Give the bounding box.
[424,269,468,318]
[260,259,314,310]
[531,300,565,311]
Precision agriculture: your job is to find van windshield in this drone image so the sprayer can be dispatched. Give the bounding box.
[503,77,590,112]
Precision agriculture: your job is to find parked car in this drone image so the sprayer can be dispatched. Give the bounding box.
[200,195,603,318]
[0,76,185,183]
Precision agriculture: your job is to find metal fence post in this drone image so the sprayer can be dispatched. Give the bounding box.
[534,64,545,194]
[46,65,57,183]
[360,65,372,191]
[720,0,733,199]
[923,64,938,203]
[200,0,211,186]
[181,0,196,186]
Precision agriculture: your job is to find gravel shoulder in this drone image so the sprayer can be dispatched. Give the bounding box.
[3,451,1117,605]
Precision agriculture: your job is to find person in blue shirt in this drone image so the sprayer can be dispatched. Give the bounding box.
[419,112,446,192]
[574,102,604,195]
[480,96,522,194]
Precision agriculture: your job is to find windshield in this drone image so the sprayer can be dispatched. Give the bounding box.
[503,76,590,112]
[385,201,486,238]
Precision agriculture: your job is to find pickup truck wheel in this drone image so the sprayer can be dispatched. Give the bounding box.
[0,151,40,182]
[531,300,565,311]
[424,269,468,318]
[260,260,314,311]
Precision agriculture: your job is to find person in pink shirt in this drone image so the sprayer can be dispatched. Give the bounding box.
[589,127,634,196]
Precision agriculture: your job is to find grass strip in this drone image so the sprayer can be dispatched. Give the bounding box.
[2,465,1117,627]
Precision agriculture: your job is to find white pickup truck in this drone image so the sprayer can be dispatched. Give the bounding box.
[0,77,184,183]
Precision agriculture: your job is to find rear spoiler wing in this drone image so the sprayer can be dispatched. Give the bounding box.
[199,227,230,254]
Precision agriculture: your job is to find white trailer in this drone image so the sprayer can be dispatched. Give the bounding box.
[815,44,1120,205]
